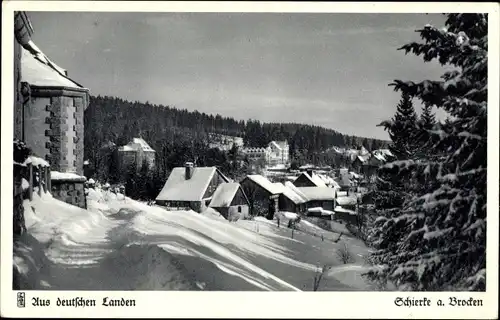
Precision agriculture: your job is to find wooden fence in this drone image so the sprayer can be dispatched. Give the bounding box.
[26,162,51,200]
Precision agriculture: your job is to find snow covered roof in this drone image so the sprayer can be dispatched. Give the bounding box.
[132,138,155,152]
[118,145,135,152]
[316,173,340,189]
[245,175,283,195]
[274,182,307,204]
[299,164,315,170]
[269,141,282,150]
[372,153,386,162]
[284,181,309,201]
[21,41,86,90]
[269,140,288,150]
[295,172,327,188]
[51,171,86,182]
[296,187,336,201]
[118,138,155,152]
[308,207,335,216]
[334,206,357,215]
[349,171,361,179]
[359,146,370,156]
[371,149,394,162]
[209,183,246,207]
[331,146,345,154]
[336,196,357,206]
[156,167,229,202]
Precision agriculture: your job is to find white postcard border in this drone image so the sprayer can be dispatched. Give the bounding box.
[1,2,499,319]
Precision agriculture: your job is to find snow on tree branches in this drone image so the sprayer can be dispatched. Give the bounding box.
[365,14,487,291]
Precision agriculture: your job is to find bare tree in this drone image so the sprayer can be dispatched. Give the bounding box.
[336,242,352,264]
[313,264,332,291]
[333,232,343,243]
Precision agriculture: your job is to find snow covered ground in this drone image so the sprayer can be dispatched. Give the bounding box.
[14,187,376,291]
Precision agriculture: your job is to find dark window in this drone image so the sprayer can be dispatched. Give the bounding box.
[238,206,241,213]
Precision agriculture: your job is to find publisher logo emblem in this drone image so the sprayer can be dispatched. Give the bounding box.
[17,292,25,308]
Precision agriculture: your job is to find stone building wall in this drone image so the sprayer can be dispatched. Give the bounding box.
[51,180,87,209]
[73,96,85,175]
[31,92,87,175]
[24,96,51,160]
[44,96,67,172]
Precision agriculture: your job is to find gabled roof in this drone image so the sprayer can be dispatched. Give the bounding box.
[269,140,288,150]
[371,149,394,162]
[274,182,307,204]
[21,40,86,90]
[284,181,309,201]
[209,183,248,207]
[132,138,155,152]
[118,138,155,152]
[316,173,340,189]
[156,167,229,202]
[295,172,327,188]
[296,187,336,201]
[244,175,282,195]
[359,146,370,156]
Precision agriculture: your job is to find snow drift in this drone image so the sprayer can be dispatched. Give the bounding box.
[15,187,373,291]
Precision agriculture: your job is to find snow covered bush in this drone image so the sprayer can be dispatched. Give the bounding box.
[365,14,487,291]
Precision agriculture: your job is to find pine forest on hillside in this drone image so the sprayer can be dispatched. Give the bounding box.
[84,95,388,181]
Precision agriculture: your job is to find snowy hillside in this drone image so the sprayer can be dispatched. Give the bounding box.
[14,188,375,291]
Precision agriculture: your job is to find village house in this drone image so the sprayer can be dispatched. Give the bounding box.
[15,11,90,208]
[273,182,307,214]
[296,186,337,212]
[240,175,282,219]
[332,195,359,224]
[293,170,328,188]
[155,162,230,212]
[209,183,250,220]
[116,137,156,172]
[336,195,358,211]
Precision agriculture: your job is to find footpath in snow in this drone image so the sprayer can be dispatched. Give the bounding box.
[13,187,375,291]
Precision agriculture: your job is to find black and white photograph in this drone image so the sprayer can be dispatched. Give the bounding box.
[3,1,499,318]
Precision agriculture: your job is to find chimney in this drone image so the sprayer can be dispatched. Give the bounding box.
[185,162,194,180]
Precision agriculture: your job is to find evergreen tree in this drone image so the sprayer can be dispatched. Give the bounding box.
[380,93,419,159]
[365,14,487,291]
[416,104,437,154]
[420,104,436,131]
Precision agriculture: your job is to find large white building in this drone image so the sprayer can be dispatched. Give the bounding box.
[241,140,289,166]
[117,138,156,172]
[268,141,289,166]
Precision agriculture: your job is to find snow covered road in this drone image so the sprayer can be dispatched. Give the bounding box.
[14,189,374,291]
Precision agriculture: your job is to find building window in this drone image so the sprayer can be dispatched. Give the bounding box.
[238,206,241,213]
